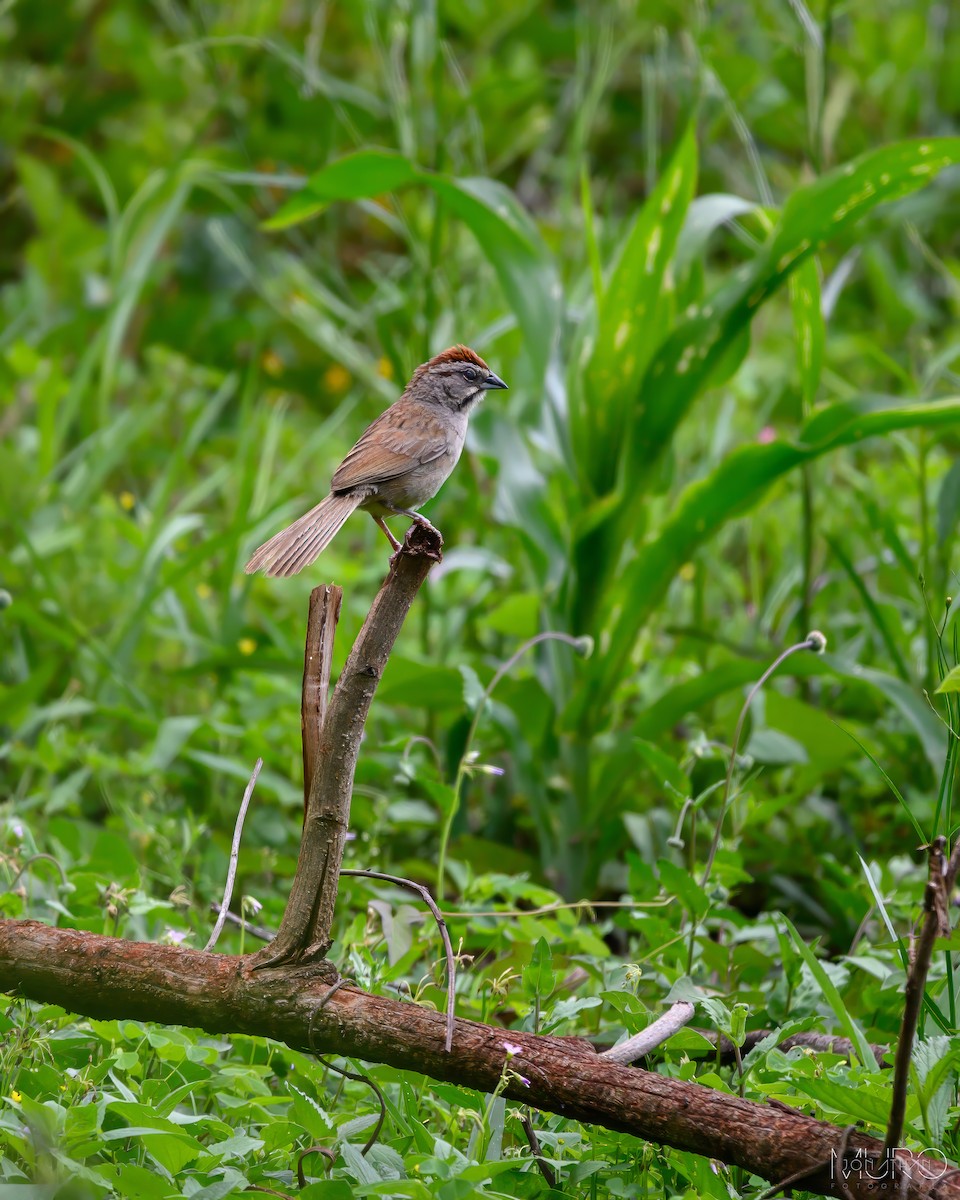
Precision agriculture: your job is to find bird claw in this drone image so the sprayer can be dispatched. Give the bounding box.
[389,520,444,568]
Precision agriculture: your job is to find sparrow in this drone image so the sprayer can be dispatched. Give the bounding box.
[244,345,508,577]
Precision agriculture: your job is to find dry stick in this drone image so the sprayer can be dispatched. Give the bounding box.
[305,1057,387,1159]
[7,854,69,892]
[705,1028,887,1068]
[599,1001,695,1065]
[294,582,458,1048]
[700,631,826,888]
[301,585,342,823]
[254,524,441,969]
[885,836,960,1153]
[519,1110,557,1188]
[341,868,456,1053]
[4,922,956,1200]
[207,902,273,944]
[205,758,263,952]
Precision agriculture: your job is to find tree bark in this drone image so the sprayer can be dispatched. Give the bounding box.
[0,921,954,1200]
[255,524,440,968]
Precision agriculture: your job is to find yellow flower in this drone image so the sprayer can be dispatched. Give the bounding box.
[377,356,393,379]
[323,363,351,394]
[261,349,283,377]
[10,1091,20,1102]
[119,491,136,512]
[238,637,257,656]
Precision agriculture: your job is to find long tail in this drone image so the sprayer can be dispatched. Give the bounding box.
[244,492,363,577]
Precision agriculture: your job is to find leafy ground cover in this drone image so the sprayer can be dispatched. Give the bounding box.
[2,1,960,1195]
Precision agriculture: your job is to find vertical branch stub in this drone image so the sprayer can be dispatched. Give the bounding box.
[302,585,343,820]
[253,524,441,970]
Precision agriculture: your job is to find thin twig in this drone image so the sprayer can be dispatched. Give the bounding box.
[519,1111,557,1188]
[205,758,262,952]
[298,1045,386,1164]
[296,1145,336,1186]
[6,853,69,892]
[441,898,674,919]
[342,868,456,1052]
[437,630,589,898]
[885,837,953,1151]
[599,1001,695,1064]
[207,902,273,943]
[701,631,826,887]
[758,1123,855,1200]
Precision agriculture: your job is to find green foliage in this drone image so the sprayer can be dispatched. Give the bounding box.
[3,0,960,1194]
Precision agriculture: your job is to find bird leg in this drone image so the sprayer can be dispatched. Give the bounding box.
[385,506,441,539]
[371,514,402,552]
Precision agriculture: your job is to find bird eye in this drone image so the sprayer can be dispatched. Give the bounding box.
[463,366,479,382]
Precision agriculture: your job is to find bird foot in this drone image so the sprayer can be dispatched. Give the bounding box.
[390,520,444,567]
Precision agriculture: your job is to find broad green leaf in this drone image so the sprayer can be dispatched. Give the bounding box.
[624,138,960,493]
[789,1077,895,1128]
[574,125,697,495]
[936,665,960,694]
[632,738,689,797]
[95,1163,178,1199]
[264,149,419,228]
[523,936,556,1000]
[658,859,710,921]
[427,174,559,377]
[587,396,960,717]
[782,915,876,1069]
[789,255,824,407]
[569,137,960,636]
[264,152,559,376]
[675,192,759,270]
[937,459,960,547]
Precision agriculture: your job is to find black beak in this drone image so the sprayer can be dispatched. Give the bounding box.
[482,372,509,390]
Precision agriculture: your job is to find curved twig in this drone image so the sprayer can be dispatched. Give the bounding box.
[205,758,263,952]
[599,1001,695,1064]
[341,868,456,1052]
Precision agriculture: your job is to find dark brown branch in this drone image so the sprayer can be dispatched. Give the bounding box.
[699,1029,889,1069]
[885,837,958,1152]
[519,1111,557,1188]
[256,524,441,968]
[207,903,273,943]
[0,922,954,1200]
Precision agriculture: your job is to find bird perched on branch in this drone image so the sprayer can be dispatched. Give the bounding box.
[245,345,508,577]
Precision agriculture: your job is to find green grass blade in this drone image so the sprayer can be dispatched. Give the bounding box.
[573,124,697,497]
[624,137,960,494]
[824,532,911,682]
[262,150,559,377]
[857,852,911,969]
[587,396,960,713]
[782,914,877,1069]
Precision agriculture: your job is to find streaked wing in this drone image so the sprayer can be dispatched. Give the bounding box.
[331,403,449,492]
